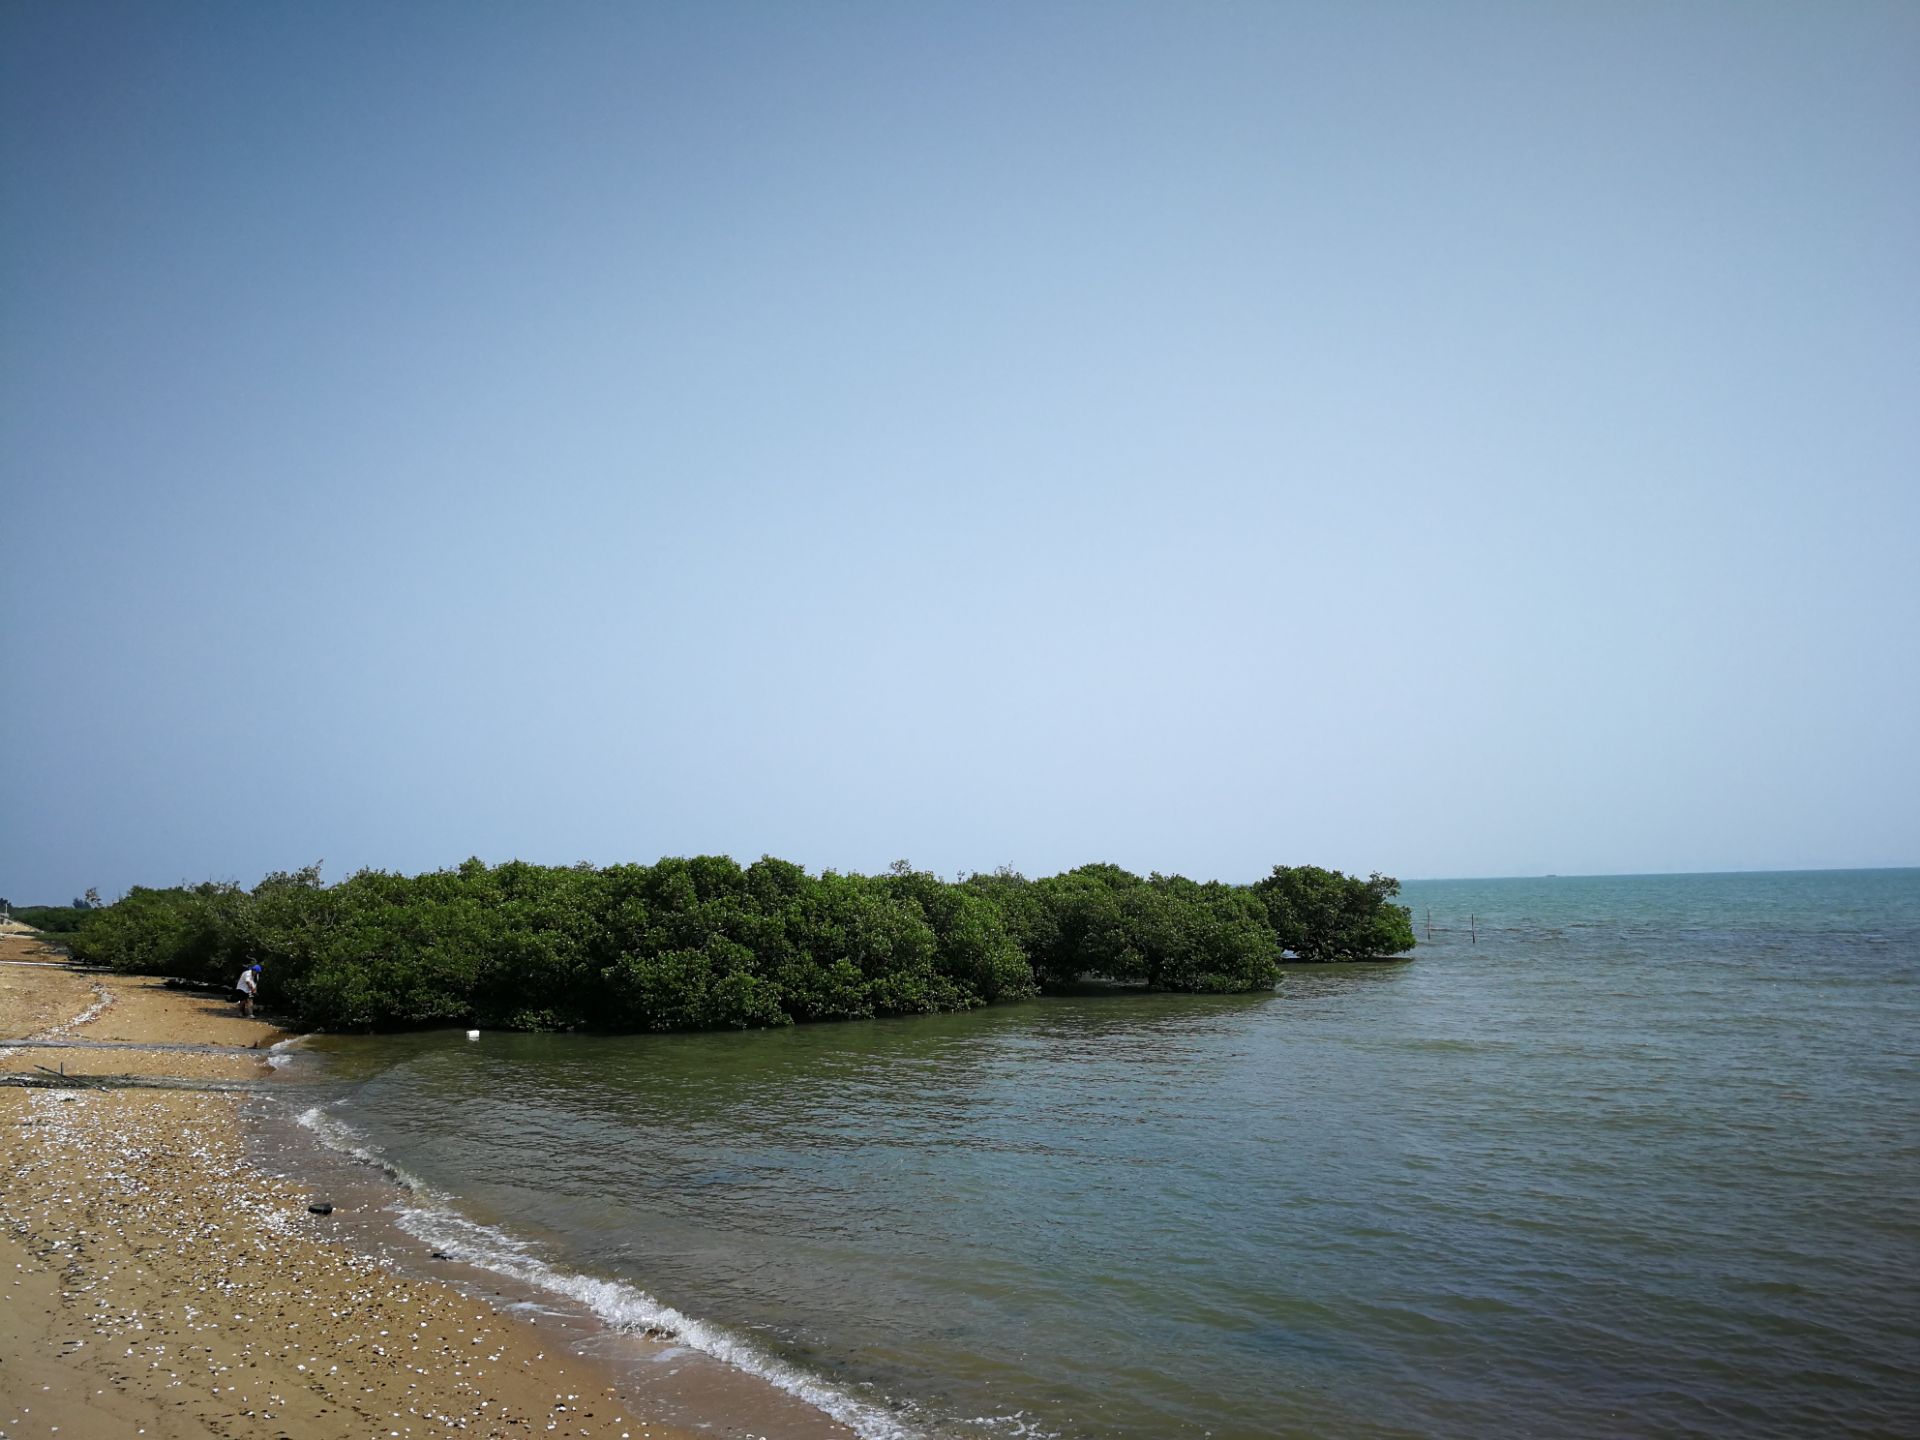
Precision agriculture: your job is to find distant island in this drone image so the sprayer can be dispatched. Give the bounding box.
[29,859,1415,1034]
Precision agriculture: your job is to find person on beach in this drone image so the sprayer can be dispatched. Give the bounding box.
[235,962,262,1017]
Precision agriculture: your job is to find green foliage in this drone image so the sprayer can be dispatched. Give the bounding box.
[65,883,252,981]
[1253,866,1417,961]
[12,904,95,934]
[974,865,1283,993]
[64,853,1412,1033]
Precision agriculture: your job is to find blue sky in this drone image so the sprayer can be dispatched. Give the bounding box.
[3,1,1916,902]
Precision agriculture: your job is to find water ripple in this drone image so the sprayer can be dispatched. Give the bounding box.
[294,870,1920,1440]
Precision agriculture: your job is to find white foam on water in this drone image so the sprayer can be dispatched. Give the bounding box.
[290,1101,943,1440]
[293,1103,433,1193]
[265,1034,311,1071]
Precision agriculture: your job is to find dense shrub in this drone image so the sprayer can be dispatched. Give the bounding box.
[10,905,95,934]
[1253,866,1418,961]
[64,854,1414,1032]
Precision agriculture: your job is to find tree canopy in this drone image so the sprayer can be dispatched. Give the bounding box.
[59,856,1415,1033]
[1253,866,1419,962]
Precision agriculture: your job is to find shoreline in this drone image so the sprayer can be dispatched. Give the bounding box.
[248,1081,872,1439]
[0,931,856,1440]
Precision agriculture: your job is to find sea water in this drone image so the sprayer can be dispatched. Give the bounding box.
[270,869,1920,1438]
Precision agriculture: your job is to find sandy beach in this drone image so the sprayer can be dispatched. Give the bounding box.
[0,931,846,1440]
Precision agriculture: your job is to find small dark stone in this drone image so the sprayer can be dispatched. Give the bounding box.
[308,1203,333,1215]
[430,1250,451,1260]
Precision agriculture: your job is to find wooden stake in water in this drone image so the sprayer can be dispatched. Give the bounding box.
[1470,914,1477,945]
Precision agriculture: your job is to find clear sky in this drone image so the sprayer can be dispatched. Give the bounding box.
[3,1,1916,903]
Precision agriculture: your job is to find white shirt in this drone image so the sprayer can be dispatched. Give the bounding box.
[237,969,258,996]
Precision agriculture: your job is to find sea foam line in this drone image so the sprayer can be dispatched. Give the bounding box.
[265,1034,311,1071]
[292,1103,929,1440]
[294,1104,434,1193]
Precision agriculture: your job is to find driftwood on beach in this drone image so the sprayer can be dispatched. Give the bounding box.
[4,1069,261,1092]
[4,1036,277,1054]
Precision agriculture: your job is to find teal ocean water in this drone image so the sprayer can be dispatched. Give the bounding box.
[275,869,1920,1438]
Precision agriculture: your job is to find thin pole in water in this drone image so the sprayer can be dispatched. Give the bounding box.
[1470,914,1477,945]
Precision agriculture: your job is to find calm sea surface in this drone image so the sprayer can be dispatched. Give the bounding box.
[278,869,1920,1439]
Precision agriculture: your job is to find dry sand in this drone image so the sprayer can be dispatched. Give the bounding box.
[0,933,849,1440]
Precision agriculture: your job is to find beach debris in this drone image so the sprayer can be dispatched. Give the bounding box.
[1,1070,258,1093]
[0,977,657,1440]
[430,1250,452,1260]
[466,1029,480,1040]
[307,1202,334,1216]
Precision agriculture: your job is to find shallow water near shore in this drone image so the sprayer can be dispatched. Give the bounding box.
[267,869,1920,1439]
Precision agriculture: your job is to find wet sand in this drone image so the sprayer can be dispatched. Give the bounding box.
[0,932,850,1440]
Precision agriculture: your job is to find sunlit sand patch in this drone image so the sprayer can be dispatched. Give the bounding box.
[0,954,840,1440]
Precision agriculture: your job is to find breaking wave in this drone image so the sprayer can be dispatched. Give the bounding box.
[292,1103,938,1440]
